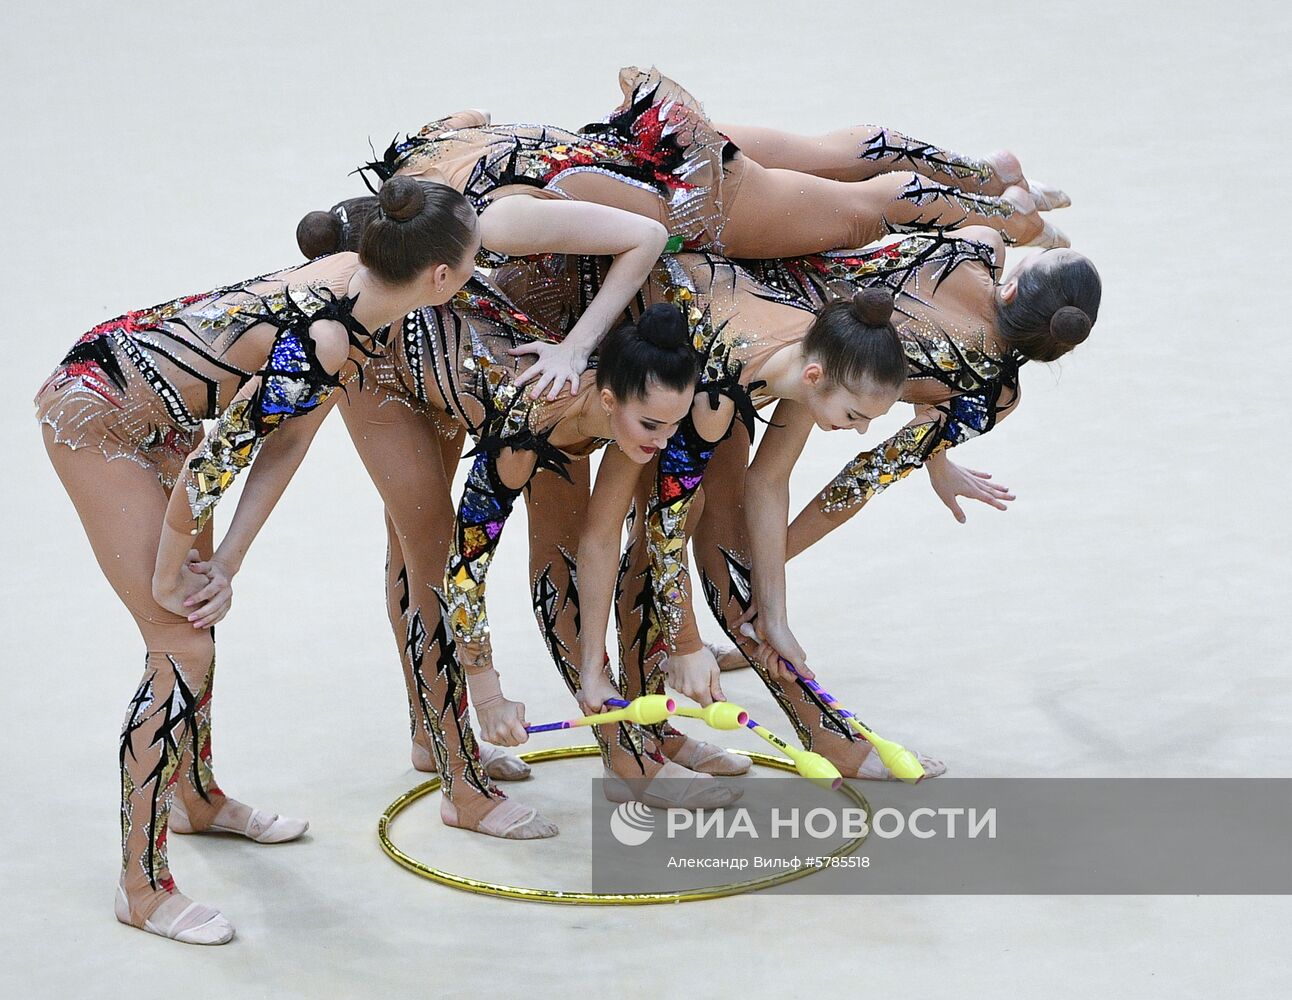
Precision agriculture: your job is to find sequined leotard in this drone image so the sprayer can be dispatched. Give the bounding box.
[363,68,742,255]
[35,253,375,526]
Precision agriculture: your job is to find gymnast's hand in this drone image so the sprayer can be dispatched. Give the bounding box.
[664,646,726,707]
[508,339,587,400]
[476,695,530,747]
[750,621,814,684]
[577,669,622,714]
[182,555,235,629]
[925,453,1015,523]
[152,550,224,625]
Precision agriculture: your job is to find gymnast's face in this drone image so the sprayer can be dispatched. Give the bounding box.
[801,366,901,434]
[602,382,694,463]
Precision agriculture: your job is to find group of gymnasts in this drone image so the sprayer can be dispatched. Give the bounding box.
[36,68,1101,945]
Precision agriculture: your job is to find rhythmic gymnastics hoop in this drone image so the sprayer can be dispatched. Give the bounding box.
[378,744,870,904]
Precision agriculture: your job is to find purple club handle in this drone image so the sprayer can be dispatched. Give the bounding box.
[523,720,573,734]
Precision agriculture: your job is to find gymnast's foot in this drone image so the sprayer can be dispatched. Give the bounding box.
[1003,185,1070,249]
[441,795,558,840]
[852,746,948,782]
[1025,180,1071,212]
[170,795,308,844]
[116,883,235,946]
[704,640,751,672]
[411,740,532,781]
[985,149,1024,194]
[663,734,753,776]
[604,758,743,809]
[986,150,1070,210]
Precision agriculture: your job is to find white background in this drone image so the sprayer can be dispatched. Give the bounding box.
[1,1,1288,996]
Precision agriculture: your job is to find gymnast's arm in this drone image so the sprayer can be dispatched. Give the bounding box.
[153,319,350,625]
[744,398,816,679]
[442,438,540,746]
[785,385,1021,560]
[483,196,668,398]
[576,445,649,710]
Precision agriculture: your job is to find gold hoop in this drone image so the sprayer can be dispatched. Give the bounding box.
[378,744,870,904]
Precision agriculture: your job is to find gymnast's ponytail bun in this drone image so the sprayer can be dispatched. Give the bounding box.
[296,197,382,259]
[359,177,477,284]
[296,211,343,259]
[637,301,690,350]
[595,303,699,400]
[851,287,895,327]
[804,287,906,391]
[378,175,426,221]
[1050,305,1092,347]
[997,250,1101,362]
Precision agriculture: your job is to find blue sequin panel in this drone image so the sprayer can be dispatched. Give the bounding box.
[942,393,990,445]
[261,333,324,417]
[460,453,517,524]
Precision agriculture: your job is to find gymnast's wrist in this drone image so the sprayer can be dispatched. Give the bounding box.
[753,595,788,629]
[578,655,607,684]
[465,664,504,707]
[210,546,243,577]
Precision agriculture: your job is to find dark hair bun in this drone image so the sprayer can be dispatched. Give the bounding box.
[851,287,895,327]
[379,176,426,222]
[637,302,689,349]
[1050,305,1092,346]
[296,210,343,259]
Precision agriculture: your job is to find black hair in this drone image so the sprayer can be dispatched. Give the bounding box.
[296,178,476,284]
[358,176,478,284]
[296,197,380,258]
[595,302,699,400]
[802,287,907,391]
[996,251,1101,362]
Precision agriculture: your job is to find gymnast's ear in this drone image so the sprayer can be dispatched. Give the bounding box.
[429,261,452,291]
[999,279,1019,305]
[801,360,826,388]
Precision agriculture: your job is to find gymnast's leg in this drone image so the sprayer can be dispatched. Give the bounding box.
[688,434,947,780]
[719,157,1063,258]
[612,466,751,776]
[167,518,308,844]
[717,122,1067,208]
[372,424,530,781]
[44,428,243,944]
[340,388,554,839]
[525,463,745,802]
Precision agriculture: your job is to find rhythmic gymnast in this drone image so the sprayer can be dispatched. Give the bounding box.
[612,229,1101,778]
[37,177,478,945]
[337,66,1067,398]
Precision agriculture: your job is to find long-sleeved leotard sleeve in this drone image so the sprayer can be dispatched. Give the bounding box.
[639,270,769,651]
[433,281,576,651]
[180,286,371,533]
[788,382,1020,557]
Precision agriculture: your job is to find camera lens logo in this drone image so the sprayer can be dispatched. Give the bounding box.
[609,802,656,846]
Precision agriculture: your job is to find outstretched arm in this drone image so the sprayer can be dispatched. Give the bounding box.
[481,196,668,398]
[633,395,735,707]
[786,387,1020,559]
